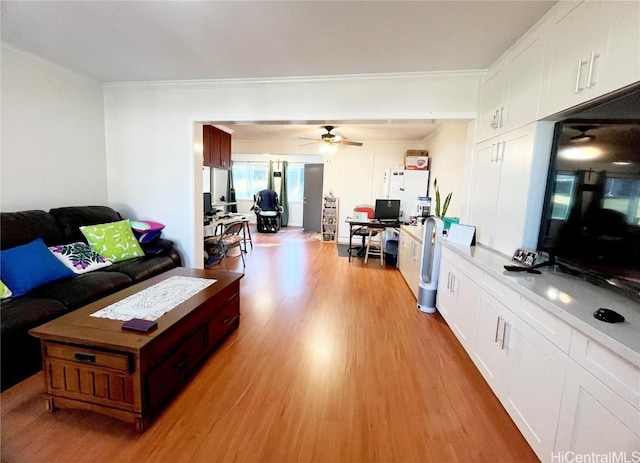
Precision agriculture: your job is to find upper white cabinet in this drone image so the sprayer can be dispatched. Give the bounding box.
[470,124,537,255]
[477,31,546,142]
[539,0,640,118]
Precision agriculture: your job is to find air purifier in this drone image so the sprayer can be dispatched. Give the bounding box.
[417,216,443,313]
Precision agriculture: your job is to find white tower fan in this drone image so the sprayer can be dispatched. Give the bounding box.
[417,216,443,313]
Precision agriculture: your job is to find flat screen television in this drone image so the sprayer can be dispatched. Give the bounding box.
[374,199,401,221]
[537,119,640,298]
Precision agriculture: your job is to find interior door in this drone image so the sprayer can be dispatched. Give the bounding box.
[303,163,324,232]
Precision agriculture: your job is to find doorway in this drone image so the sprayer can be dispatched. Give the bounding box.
[303,163,324,232]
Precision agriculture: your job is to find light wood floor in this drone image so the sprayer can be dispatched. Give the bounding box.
[1,227,538,463]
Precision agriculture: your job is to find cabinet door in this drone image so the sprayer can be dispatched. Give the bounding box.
[477,64,507,142]
[219,130,231,169]
[539,1,598,118]
[504,33,545,132]
[398,230,412,282]
[435,253,456,324]
[492,127,534,256]
[500,310,567,460]
[590,0,640,100]
[556,361,640,453]
[203,125,212,166]
[450,269,480,352]
[209,126,222,168]
[473,292,508,392]
[470,140,500,248]
[409,238,421,298]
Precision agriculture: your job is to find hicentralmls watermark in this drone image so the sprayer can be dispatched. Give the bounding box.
[551,451,640,463]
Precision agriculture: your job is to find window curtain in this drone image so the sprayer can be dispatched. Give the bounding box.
[226,165,238,213]
[280,161,289,227]
[267,161,274,190]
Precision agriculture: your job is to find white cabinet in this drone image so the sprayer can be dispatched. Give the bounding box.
[539,0,640,118]
[556,361,640,453]
[474,289,567,459]
[477,31,547,142]
[470,124,537,256]
[436,248,481,351]
[398,228,422,298]
[435,249,456,323]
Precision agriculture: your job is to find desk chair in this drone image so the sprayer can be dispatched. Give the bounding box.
[351,205,383,264]
[204,221,246,271]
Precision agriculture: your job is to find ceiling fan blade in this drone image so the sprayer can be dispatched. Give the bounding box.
[298,137,321,141]
[339,140,364,146]
[299,141,321,146]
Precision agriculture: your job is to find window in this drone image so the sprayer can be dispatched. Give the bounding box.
[286,163,305,202]
[551,174,577,220]
[232,162,269,200]
[603,177,640,225]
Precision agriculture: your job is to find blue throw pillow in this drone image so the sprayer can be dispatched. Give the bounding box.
[0,238,75,297]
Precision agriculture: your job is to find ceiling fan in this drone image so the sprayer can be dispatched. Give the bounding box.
[569,125,596,143]
[298,125,364,148]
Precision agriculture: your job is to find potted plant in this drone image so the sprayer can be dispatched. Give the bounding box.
[434,178,458,230]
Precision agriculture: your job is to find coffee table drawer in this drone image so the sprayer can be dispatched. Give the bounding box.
[147,326,208,410]
[209,299,239,345]
[45,342,131,372]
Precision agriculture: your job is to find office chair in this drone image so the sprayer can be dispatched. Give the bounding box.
[204,221,246,271]
[252,189,284,233]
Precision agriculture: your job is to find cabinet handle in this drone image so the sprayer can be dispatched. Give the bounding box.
[74,352,96,364]
[494,317,501,343]
[498,142,505,162]
[574,58,582,93]
[451,275,457,294]
[490,143,496,162]
[447,272,451,291]
[587,52,598,88]
[501,321,508,350]
[498,105,504,128]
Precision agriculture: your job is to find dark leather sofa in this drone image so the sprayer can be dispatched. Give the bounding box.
[0,206,182,390]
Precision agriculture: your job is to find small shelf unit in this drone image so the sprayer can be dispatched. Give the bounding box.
[322,196,338,242]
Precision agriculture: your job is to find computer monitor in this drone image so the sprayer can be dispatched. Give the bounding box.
[374,199,401,221]
[203,192,213,215]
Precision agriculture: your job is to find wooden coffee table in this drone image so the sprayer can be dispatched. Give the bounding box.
[29,267,242,431]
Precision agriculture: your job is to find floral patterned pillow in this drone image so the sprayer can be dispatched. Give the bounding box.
[80,219,145,263]
[49,242,112,274]
[0,280,12,299]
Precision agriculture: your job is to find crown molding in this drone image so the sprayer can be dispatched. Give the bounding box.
[103,70,486,90]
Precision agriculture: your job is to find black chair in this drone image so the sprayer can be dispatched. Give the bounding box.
[252,189,283,233]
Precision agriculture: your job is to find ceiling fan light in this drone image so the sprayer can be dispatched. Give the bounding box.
[571,134,595,143]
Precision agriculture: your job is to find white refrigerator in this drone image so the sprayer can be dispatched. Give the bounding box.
[382,169,430,223]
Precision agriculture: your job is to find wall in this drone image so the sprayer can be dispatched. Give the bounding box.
[0,44,108,211]
[103,72,481,267]
[423,122,473,219]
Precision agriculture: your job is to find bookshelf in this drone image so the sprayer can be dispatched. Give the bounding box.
[322,196,338,242]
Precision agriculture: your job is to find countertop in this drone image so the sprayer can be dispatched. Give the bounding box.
[441,240,640,367]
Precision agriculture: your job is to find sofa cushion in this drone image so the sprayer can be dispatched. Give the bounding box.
[0,210,65,250]
[49,206,122,244]
[49,242,112,274]
[80,219,145,263]
[0,295,68,337]
[107,255,179,282]
[0,238,76,297]
[33,271,132,311]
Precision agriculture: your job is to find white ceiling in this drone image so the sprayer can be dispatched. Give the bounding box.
[0,0,557,144]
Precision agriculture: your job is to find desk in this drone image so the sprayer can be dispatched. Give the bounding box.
[345,218,400,262]
[204,213,246,237]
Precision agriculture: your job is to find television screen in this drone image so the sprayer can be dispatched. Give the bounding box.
[537,119,640,295]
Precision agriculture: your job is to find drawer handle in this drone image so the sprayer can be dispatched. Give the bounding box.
[221,315,231,325]
[175,355,189,370]
[74,352,96,364]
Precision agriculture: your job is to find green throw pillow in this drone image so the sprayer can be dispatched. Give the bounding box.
[0,280,12,299]
[80,219,145,263]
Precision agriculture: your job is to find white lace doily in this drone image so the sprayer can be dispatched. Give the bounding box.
[90,276,216,321]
